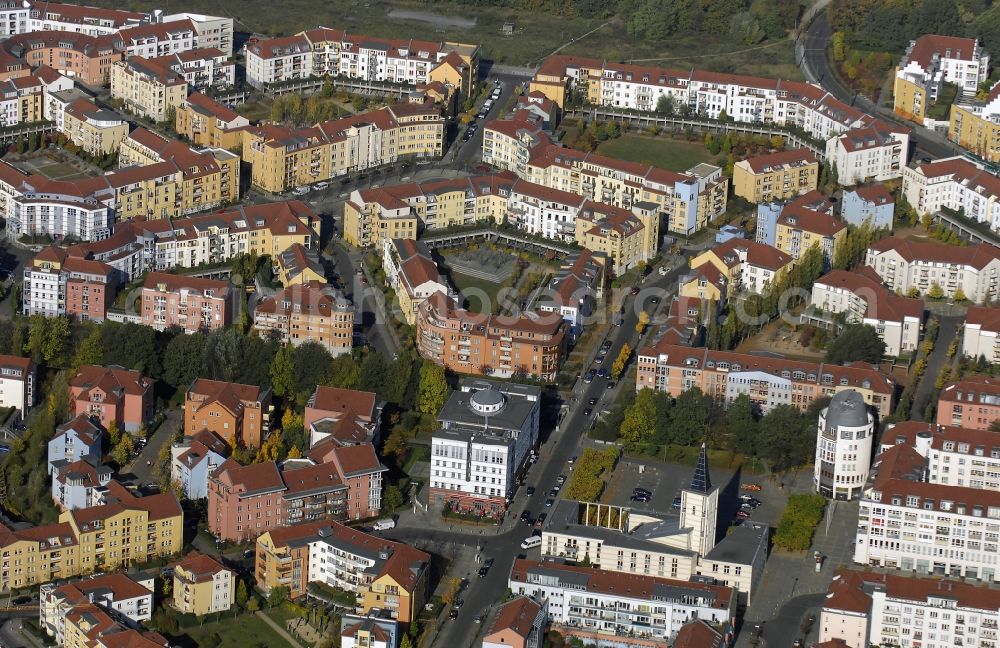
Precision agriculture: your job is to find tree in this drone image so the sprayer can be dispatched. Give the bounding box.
[383,484,405,512]
[625,0,679,40]
[269,345,296,401]
[246,596,260,612]
[655,94,675,115]
[954,287,967,302]
[236,579,249,609]
[907,286,921,298]
[267,585,289,608]
[162,333,206,389]
[72,326,104,369]
[329,354,361,389]
[611,343,631,379]
[825,323,886,364]
[723,393,759,455]
[417,362,449,414]
[759,405,816,471]
[111,433,135,466]
[382,430,408,466]
[107,421,122,448]
[42,315,70,365]
[635,311,650,334]
[927,282,945,300]
[400,634,414,648]
[441,577,462,606]
[667,387,711,446]
[619,388,657,445]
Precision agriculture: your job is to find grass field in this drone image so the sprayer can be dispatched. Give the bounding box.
[85,1,802,78]
[597,135,718,172]
[7,155,93,181]
[447,270,499,314]
[179,613,293,648]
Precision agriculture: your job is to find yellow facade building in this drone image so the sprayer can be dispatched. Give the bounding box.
[732,149,819,203]
[175,92,250,152]
[62,97,129,155]
[949,87,1000,163]
[773,203,847,267]
[0,481,182,591]
[114,127,240,219]
[242,103,444,194]
[172,551,234,616]
[892,75,928,124]
[110,56,188,123]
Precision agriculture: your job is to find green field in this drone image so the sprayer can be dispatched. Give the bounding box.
[86,1,802,78]
[179,613,293,648]
[447,270,500,314]
[597,135,718,173]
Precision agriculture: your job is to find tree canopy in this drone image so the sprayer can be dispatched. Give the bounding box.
[825,323,886,365]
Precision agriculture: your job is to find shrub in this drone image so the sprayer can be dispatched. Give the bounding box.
[773,493,827,551]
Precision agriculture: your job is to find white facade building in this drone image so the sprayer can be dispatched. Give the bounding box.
[825,125,909,185]
[902,157,1000,233]
[162,13,234,55]
[814,389,876,500]
[0,354,33,415]
[7,194,112,241]
[865,235,1000,304]
[804,268,924,357]
[897,35,989,100]
[820,569,1000,648]
[963,305,1000,363]
[40,573,154,644]
[429,379,541,515]
[882,420,1000,492]
[508,559,735,643]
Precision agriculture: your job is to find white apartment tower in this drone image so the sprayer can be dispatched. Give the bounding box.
[814,389,876,500]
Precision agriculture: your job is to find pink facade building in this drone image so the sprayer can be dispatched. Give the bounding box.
[23,247,117,322]
[938,375,1000,430]
[141,272,233,333]
[69,365,153,433]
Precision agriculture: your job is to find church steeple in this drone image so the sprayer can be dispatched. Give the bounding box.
[688,443,712,494]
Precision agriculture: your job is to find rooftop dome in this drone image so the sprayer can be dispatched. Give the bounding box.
[824,389,870,431]
[470,388,506,414]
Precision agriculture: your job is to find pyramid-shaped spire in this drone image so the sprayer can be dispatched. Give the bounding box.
[688,442,712,493]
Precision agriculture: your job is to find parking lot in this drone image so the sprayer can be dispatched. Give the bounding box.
[600,455,790,531]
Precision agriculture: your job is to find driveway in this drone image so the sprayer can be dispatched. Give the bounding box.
[122,408,182,485]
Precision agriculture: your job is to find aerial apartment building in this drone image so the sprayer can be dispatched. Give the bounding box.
[732,148,819,203]
[0,354,33,416]
[172,551,234,616]
[0,64,71,127]
[22,246,117,321]
[245,27,478,93]
[962,305,1000,363]
[635,342,894,417]
[69,364,152,433]
[429,379,541,516]
[894,34,989,124]
[110,55,187,122]
[865,236,1000,303]
[184,378,272,448]
[882,419,1000,492]
[949,82,1000,163]
[528,55,908,143]
[854,430,1000,584]
[0,480,183,591]
[140,272,233,333]
[39,572,154,645]
[483,110,727,236]
[685,238,794,299]
[149,47,234,91]
[253,282,355,357]
[825,123,909,184]
[381,238,450,326]
[241,103,444,194]
[937,375,1000,430]
[820,569,1000,648]
[508,559,735,644]
[255,520,430,623]
[803,267,924,357]
[902,156,1000,235]
[416,291,566,381]
[175,92,250,150]
[814,390,876,500]
[207,442,385,542]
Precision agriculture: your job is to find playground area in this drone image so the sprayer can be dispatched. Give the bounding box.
[443,247,517,283]
[6,149,96,181]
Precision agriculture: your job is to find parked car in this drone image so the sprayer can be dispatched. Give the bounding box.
[449,608,459,619]
[474,613,484,624]
[534,513,547,527]
[291,186,309,196]
[568,456,577,465]
[583,370,596,383]
[545,498,554,507]
[741,483,763,492]
[630,286,640,295]
[607,380,616,390]
[595,354,605,364]
[672,496,682,508]
[631,493,651,503]
[736,510,750,519]
[314,181,329,190]
[549,487,559,497]
[557,474,567,485]
[526,486,535,496]
[633,487,651,496]
[596,368,610,379]
[588,397,598,405]
[583,408,593,417]
[520,510,531,523]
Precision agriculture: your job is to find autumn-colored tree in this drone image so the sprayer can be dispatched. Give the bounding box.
[635,311,650,334]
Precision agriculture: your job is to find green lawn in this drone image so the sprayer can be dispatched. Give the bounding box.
[180,613,294,648]
[447,270,500,314]
[598,135,717,172]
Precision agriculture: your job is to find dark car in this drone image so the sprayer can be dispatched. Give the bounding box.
[449,608,459,619]
[557,474,567,485]
[607,380,616,390]
[588,397,598,405]
[549,487,559,497]
[526,486,536,496]
[545,498,554,507]
[583,369,596,383]
[583,407,593,416]
[12,595,31,605]
[672,496,682,508]
[595,353,606,364]
[631,493,651,503]
[630,286,640,295]
[535,513,547,527]
[478,565,490,578]
[633,487,652,496]
[596,368,610,379]
[520,510,530,522]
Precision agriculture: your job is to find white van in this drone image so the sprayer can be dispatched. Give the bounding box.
[373,518,396,531]
[520,535,542,550]
[658,265,669,276]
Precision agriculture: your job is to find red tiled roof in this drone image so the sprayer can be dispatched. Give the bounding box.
[869,236,1000,269]
[965,305,1000,334]
[906,34,981,68]
[486,596,542,640]
[71,365,151,404]
[143,272,231,296]
[912,157,1000,202]
[851,184,894,206]
[175,550,229,582]
[673,620,724,648]
[308,386,377,421]
[814,267,923,322]
[707,238,793,271]
[777,205,846,238]
[827,568,1000,615]
[741,148,817,174]
[213,459,284,494]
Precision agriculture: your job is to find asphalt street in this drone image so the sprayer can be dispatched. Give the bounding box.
[799,12,965,162]
[120,409,183,487]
